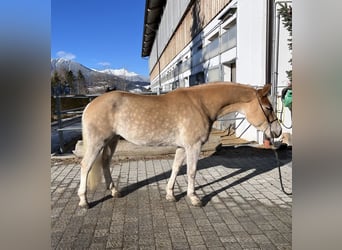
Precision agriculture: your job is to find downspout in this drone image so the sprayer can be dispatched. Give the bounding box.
[263,0,275,145]
[266,0,275,103]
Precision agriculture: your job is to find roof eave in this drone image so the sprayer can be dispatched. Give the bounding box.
[141,0,167,57]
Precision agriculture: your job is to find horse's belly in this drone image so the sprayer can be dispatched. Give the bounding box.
[117,125,179,147]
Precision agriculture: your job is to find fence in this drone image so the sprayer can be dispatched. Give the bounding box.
[52,94,98,153]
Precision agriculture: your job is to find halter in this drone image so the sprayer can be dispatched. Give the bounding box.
[256,95,279,131]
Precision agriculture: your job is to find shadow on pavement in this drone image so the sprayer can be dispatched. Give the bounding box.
[92,146,292,207]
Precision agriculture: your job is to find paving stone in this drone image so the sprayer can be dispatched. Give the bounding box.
[233,231,259,248]
[241,221,262,234]
[201,231,223,248]
[106,233,123,248]
[212,222,231,237]
[264,230,289,246]
[221,242,243,250]
[51,147,292,249]
[251,234,272,244]
[186,234,205,246]
[190,245,207,250]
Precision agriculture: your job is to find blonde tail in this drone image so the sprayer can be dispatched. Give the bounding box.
[81,114,103,191]
[87,151,103,190]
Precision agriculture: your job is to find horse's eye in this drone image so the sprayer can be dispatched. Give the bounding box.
[265,106,273,111]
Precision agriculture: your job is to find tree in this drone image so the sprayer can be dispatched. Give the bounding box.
[51,71,60,87]
[65,70,75,92]
[278,3,292,83]
[51,71,61,96]
[77,70,86,94]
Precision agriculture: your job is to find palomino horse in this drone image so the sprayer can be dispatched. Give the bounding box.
[78,82,282,208]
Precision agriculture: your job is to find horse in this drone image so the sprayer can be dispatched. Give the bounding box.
[77,82,282,208]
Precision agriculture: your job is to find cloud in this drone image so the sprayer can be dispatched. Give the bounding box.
[97,62,111,67]
[56,51,76,60]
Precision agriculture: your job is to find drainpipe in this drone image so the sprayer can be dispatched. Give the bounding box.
[265,0,291,145]
[264,0,274,146]
[265,0,274,98]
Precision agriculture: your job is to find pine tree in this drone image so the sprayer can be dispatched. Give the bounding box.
[65,70,75,93]
[51,71,60,87]
[77,70,86,94]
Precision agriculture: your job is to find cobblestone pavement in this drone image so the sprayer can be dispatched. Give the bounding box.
[51,146,292,249]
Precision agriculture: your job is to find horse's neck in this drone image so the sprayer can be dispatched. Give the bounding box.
[197,84,256,120]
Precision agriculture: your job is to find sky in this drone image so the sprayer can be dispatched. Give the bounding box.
[51,0,149,76]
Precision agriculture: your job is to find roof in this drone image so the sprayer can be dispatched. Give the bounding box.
[141,0,167,57]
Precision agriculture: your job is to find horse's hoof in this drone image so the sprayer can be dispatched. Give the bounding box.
[111,190,121,198]
[79,202,89,209]
[192,200,202,207]
[188,195,202,207]
[166,194,176,202]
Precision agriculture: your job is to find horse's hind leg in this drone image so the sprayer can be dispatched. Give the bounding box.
[166,147,186,201]
[102,135,120,197]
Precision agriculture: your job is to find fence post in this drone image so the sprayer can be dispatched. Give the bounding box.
[56,83,65,153]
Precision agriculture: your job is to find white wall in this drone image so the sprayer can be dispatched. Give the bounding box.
[236,0,267,143]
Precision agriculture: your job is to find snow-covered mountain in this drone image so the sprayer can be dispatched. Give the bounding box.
[97,68,149,83]
[51,58,150,94]
[51,58,94,77]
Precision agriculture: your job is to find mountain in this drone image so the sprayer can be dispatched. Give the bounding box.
[51,58,150,94]
[51,58,93,77]
[97,68,150,83]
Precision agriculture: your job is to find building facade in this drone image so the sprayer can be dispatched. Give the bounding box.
[142,0,292,143]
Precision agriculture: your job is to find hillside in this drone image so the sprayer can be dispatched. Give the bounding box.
[51,58,150,94]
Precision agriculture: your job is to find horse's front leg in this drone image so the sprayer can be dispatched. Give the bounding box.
[166,147,186,201]
[185,142,202,206]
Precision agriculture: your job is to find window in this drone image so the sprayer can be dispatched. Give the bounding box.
[189,72,204,86]
[222,20,237,51]
[223,20,236,31]
[222,61,236,82]
[208,32,219,42]
[207,67,221,82]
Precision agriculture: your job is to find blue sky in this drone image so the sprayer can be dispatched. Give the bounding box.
[51,0,149,76]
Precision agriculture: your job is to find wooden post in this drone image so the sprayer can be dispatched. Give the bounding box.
[56,83,65,153]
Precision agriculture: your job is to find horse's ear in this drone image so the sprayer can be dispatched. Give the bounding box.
[258,83,272,97]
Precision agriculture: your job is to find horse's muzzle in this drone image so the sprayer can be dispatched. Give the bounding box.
[264,121,282,138]
[271,129,282,138]
[270,122,282,138]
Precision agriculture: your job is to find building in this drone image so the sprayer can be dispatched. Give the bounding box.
[141,0,292,144]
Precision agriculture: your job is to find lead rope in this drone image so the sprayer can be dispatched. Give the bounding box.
[257,94,292,196]
[272,143,292,195]
[268,120,292,195]
[275,96,292,195]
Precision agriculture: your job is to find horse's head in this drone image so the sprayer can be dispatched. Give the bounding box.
[245,84,282,138]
